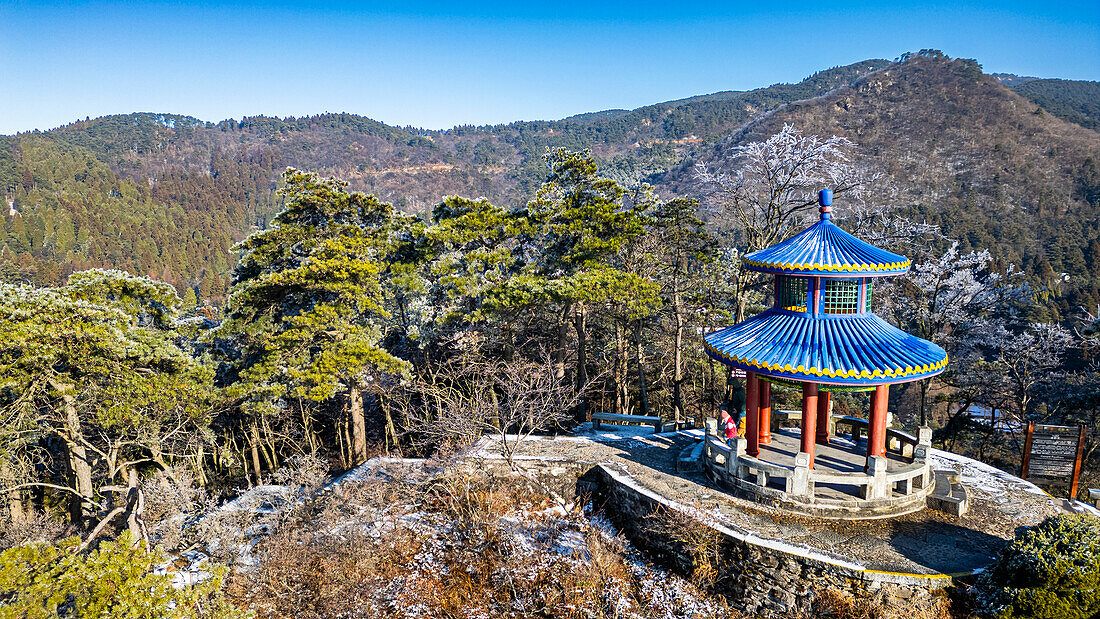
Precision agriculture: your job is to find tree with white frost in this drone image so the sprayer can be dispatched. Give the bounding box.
[696,124,912,321]
[882,243,1020,425]
[396,353,584,467]
[972,321,1074,435]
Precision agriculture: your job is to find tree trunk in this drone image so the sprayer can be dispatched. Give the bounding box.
[734,272,749,323]
[192,446,208,488]
[349,384,367,465]
[7,490,26,524]
[124,468,147,547]
[614,323,629,415]
[4,460,26,524]
[553,304,573,382]
[58,383,93,525]
[337,418,349,470]
[574,304,588,418]
[382,394,402,456]
[672,292,685,424]
[634,319,650,417]
[249,424,263,484]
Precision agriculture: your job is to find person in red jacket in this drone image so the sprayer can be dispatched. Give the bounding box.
[719,405,737,445]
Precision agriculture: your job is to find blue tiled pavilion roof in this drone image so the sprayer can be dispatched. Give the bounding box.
[742,215,910,277]
[703,309,948,386]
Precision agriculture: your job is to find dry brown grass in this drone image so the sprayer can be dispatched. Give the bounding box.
[643,503,729,589]
[228,474,728,619]
[810,588,954,619]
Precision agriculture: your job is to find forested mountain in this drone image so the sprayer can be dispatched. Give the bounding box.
[675,52,1100,320]
[1009,78,1100,131]
[1,53,1097,312]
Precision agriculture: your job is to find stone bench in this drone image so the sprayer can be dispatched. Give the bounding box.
[1090,488,1100,509]
[592,412,663,434]
[928,470,968,516]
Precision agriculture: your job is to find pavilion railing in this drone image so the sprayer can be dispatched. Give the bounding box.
[832,415,922,460]
[702,419,933,505]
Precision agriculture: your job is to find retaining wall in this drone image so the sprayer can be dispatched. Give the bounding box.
[585,464,951,616]
[463,454,954,617]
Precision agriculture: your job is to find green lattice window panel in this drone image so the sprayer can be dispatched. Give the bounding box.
[865,280,873,312]
[778,276,808,312]
[822,279,861,315]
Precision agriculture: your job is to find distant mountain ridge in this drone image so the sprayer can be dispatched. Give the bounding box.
[674,54,1100,321]
[0,53,1097,315]
[990,73,1041,86]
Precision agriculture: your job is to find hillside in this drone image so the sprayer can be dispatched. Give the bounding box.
[1,54,1098,308]
[675,53,1100,319]
[0,60,887,299]
[1009,78,1100,131]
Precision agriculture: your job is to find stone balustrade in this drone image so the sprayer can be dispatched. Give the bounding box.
[702,417,934,518]
[833,415,924,459]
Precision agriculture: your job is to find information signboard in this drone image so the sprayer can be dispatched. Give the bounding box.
[1021,422,1086,499]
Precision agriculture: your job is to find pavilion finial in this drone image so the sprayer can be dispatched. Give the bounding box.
[818,189,833,219]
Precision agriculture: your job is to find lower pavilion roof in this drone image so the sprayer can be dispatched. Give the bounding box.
[703,309,948,386]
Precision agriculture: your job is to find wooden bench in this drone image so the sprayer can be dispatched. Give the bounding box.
[592,412,663,434]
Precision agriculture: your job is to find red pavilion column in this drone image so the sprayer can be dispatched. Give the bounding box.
[867,384,889,459]
[745,372,760,457]
[815,390,831,444]
[800,382,819,468]
[758,380,772,445]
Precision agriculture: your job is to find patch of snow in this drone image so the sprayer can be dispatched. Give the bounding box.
[218,485,292,513]
[928,449,1047,498]
[156,550,214,588]
[1063,499,1100,516]
[572,421,657,440]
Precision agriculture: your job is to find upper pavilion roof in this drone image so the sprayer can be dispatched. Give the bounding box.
[742,194,910,277]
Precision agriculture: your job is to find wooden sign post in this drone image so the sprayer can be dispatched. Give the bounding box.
[1021,422,1086,499]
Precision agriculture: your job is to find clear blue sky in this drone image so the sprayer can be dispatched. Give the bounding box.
[1,1,1098,134]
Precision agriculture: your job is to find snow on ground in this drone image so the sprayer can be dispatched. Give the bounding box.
[928,448,1100,517]
[929,449,1048,498]
[342,498,724,619]
[326,456,438,489]
[218,485,293,514]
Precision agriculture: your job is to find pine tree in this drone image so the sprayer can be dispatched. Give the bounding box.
[212,169,408,468]
[0,273,214,525]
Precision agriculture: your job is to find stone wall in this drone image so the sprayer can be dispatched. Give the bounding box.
[461,454,952,617]
[584,464,950,617]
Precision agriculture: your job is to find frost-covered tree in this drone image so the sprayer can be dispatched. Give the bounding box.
[416,195,526,349]
[883,243,1019,425]
[697,125,865,320]
[697,124,859,251]
[0,275,214,526]
[398,353,583,467]
[514,149,651,397]
[970,321,1075,433]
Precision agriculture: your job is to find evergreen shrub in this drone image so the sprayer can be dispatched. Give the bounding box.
[974,513,1100,619]
[0,532,246,618]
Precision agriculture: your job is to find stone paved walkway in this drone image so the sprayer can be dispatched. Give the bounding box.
[480,426,1064,575]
